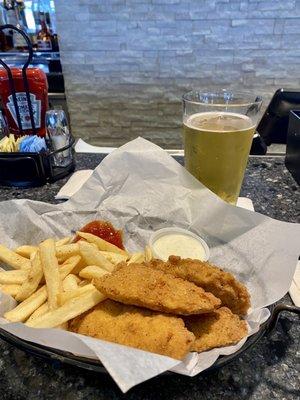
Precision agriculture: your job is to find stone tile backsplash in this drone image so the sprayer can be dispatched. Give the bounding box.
[54,0,300,148]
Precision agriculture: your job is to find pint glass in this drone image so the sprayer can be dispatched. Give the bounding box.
[182,90,262,204]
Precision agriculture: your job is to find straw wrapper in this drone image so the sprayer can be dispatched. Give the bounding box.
[0,138,299,392]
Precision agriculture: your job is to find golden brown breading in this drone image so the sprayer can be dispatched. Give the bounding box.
[69,299,195,360]
[184,307,248,353]
[94,262,221,315]
[147,256,250,316]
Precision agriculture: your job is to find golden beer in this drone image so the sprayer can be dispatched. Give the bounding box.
[183,112,255,204]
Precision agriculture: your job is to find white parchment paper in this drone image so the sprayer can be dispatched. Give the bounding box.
[0,138,299,392]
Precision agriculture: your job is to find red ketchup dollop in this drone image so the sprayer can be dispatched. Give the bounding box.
[75,220,124,250]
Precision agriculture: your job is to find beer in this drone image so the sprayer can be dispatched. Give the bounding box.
[183,112,255,204]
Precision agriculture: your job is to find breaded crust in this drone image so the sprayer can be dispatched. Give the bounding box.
[69,299,195,360]
[94,262,221,315]
[185,307,248,352]
[147,256,250,316]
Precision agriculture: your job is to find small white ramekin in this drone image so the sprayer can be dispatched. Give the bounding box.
[149,227,210,262]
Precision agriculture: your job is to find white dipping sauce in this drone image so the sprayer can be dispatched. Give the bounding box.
[152,233,207,261]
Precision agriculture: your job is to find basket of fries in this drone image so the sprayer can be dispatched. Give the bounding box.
[0,222,248,350]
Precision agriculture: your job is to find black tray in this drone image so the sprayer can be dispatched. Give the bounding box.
[0,303,299,375]
[0,136,75,187]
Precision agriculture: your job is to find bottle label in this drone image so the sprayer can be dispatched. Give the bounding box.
[37,39,52,51]
[7,92,41,130]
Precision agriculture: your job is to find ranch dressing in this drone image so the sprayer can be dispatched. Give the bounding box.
[152,233,207,261]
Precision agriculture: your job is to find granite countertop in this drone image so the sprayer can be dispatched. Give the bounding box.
[0,154,299,400]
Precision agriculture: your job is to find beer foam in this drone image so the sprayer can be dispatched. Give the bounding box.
[185,112,255,133]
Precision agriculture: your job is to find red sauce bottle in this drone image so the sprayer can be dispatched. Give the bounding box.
[0,67,48,137]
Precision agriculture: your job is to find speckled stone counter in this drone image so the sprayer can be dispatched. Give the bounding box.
[0,154,299,400]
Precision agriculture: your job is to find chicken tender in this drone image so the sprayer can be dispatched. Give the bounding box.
[185,307,248,352]
[69,299,195,360]
[147,256,250,316]
[94,263,221,315]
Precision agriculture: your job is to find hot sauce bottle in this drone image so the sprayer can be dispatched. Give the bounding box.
[0,67,48,137]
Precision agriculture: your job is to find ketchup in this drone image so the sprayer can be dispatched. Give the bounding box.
[76,220,124,250]
[0,67,48,137]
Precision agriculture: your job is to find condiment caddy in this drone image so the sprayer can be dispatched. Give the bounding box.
[0,24,75,187]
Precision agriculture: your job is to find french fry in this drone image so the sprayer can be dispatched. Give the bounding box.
[78,241,114,272]
[56,243,80,263]
[4,257,82,323]
[0,269,28,285]
[0,244,31,270]
[26,302,49,323]
[144,246,153,262]
[57,284,95,305]
[39,239,62,311]
[128,252,145,264]
[56,237,72,247]
[59,255,82,278]
[99,251,128,265]
[4,286,47,322]
[26,289,105,328]
[62,274,78,292]
[0,284,21,297]
[78,279,89,287]
[79,265,111,280]
[16,240,75,258]
[15,245,37,259]
[77,231,128,257]
[70,257,87,275]
[15,251,43,302]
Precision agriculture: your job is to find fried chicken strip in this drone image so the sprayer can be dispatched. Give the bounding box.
[147,256,250,316]
[185,307,248,353]
[94,263,221,315]
[69,299,195,360]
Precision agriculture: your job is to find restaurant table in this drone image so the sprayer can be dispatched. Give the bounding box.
[0,153,299,400]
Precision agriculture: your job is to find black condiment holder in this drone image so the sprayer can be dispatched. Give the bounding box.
[0,25,75,188]
[285,110,300,185]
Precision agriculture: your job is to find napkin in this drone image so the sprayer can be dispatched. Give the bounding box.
[236,198,299,306]
[55,169,93,200]
[56,167,299,306]
[75,138,185,156]
[56,169,256,206]
[237,197,255,211]
[75,138,115,154]
[19,135,46,152]
[236,197,299,306]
